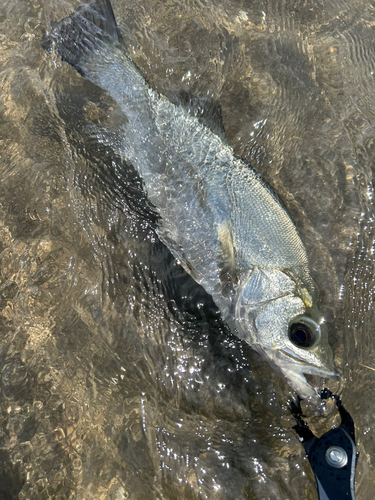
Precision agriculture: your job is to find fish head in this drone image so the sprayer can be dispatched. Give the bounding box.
[234,268,338,401]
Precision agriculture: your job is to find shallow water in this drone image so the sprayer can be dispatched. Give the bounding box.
[1,0,375,498]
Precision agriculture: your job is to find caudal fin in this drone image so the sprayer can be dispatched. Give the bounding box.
[42,0,124,76]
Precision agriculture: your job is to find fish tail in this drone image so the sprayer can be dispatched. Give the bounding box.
[41,0,124,76]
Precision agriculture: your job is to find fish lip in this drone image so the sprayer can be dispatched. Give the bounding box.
[269,352,340,400]
[280,364,340,400]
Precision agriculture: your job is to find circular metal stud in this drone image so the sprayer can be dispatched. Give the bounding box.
[325,445,348,468]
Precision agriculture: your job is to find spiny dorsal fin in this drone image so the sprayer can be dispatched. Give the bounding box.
[42,0,124,76]
[166,89,225,139]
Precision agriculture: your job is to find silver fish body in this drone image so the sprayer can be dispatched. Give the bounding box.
[43,0,338,400]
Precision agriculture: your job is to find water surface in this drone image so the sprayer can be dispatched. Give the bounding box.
[1,0,375,498]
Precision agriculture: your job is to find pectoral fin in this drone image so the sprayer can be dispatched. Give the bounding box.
[218,219,238,284]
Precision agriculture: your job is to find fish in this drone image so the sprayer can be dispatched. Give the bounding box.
[42,0,338,401]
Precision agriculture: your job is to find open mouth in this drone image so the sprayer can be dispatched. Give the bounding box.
[280,364,340,401]
[304,371,340,394]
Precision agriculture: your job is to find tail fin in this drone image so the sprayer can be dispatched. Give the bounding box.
[42,0,124,76]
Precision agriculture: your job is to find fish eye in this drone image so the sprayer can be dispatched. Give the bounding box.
[288,316,321,349]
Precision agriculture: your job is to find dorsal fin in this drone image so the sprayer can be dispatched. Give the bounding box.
[166,89,225,139]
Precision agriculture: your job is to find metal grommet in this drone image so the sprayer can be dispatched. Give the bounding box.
[325,446,348,468]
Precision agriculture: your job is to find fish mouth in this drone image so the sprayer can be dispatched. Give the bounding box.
[279,363,340,401]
